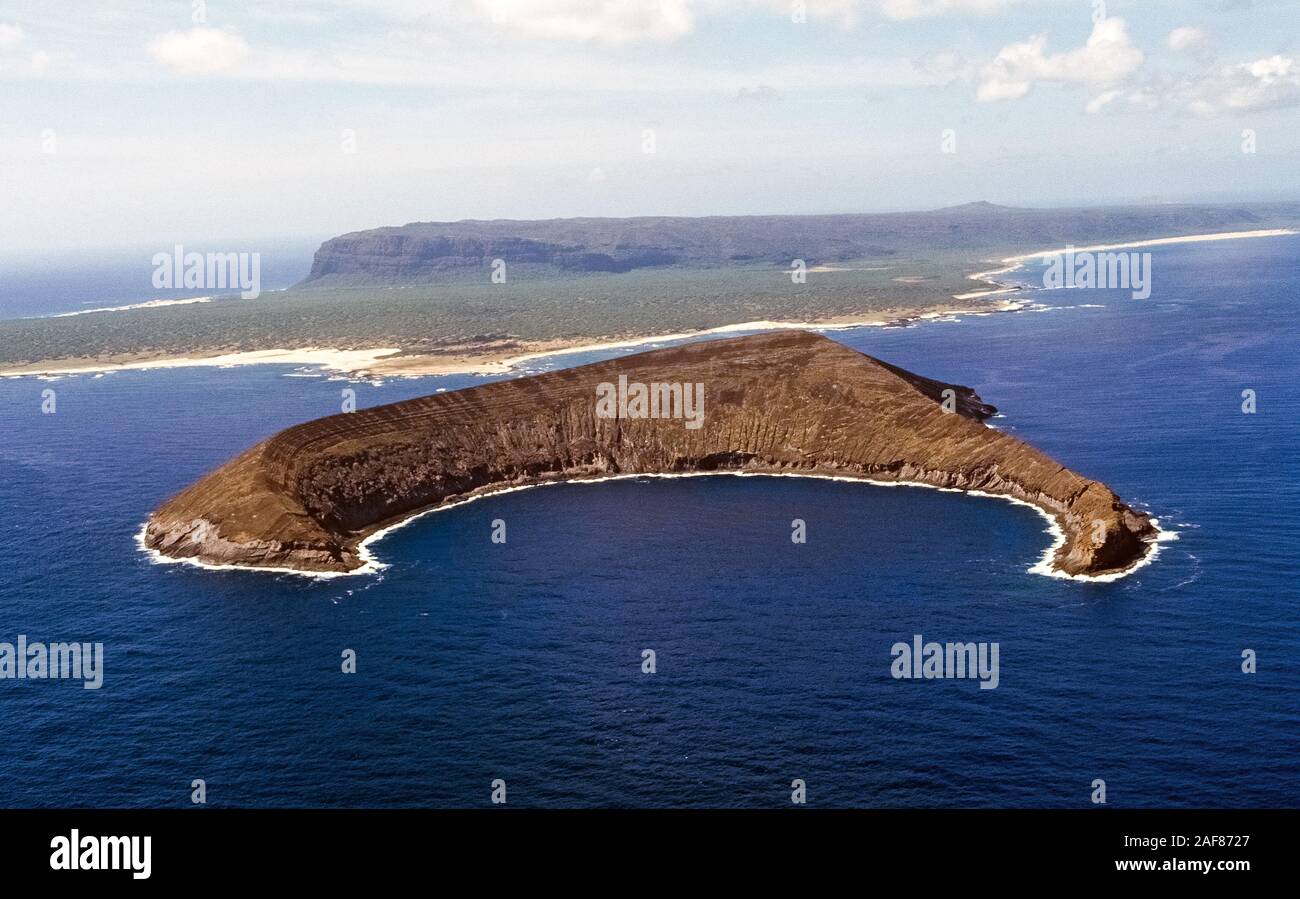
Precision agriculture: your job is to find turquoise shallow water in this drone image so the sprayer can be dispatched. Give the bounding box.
[0,235,1296,807]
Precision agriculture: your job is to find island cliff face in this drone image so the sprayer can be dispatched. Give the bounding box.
[299,203,1279,286]
[143,331,1157,577]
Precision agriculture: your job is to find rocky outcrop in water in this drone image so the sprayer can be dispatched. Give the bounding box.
[143,331,1158,577]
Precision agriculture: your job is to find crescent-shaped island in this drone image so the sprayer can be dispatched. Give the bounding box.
[142,330,1158,578]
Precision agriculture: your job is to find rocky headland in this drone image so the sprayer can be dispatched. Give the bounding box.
[143,331,1158,578]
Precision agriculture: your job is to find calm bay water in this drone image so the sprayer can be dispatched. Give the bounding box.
[0,236,1296,807]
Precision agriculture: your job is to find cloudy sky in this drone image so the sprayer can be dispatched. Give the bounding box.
[1,0,1297,252]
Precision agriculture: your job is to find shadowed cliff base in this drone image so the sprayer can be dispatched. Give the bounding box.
[143,331,1158,578]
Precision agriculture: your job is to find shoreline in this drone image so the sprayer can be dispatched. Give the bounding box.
[365,299,1032,377]
[2,301,1027,380]
[998,227,1297,264]
[50,295,213,318]
[967,227,1297,283]
[11,227,1295,382]
[136,470,1173,584]
[2,347,405,380]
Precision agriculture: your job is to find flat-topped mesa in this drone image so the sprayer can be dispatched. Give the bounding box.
[143,331,1158,578]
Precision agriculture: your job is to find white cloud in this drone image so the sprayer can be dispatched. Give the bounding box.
[1084,54,1300,117]
[0,22,23,51]
[1167,26,1209,52]
[977,17,1143,102]
[741,0,1023,25]
[1180,55,1300,116]
[123,18,936,93]
[146,27,251,74]
[1084,88,1121,114]
[748,0,861,25]
[475,0,695,44]
[878,0,1021,19]
[0,43,86,79]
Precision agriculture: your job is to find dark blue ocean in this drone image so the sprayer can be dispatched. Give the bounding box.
[0,239,318,319]
[1,236,1297,808]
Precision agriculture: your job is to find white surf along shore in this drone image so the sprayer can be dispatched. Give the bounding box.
[50,296,213,317]
[3,347,406,379]
[966,227,1297,284]
[136,470,1177,584]
[9,227,1294,381]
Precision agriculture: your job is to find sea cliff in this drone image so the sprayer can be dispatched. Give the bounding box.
[298,203,1281,286]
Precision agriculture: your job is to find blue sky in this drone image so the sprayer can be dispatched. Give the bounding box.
[0,0,1297,252]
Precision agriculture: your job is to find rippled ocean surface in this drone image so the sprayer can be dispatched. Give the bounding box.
[1,235,1296,807]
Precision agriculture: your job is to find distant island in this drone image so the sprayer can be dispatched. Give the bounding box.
[142,331,1158,579]
[299,201,1289,285]
[3,201,1299,379]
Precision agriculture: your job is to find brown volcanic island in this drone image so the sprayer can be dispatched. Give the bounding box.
[144,331,1157,577]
